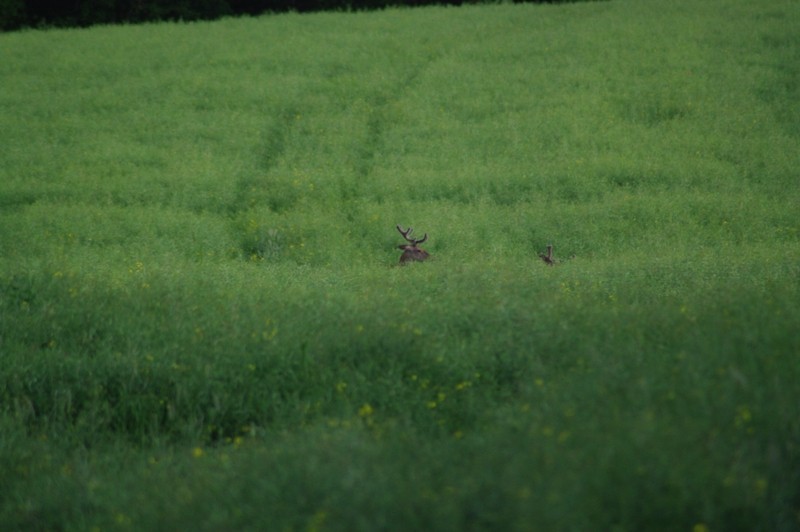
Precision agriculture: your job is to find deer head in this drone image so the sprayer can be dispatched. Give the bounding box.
[397,225,430,265]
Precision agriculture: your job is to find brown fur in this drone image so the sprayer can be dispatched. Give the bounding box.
[398,244,430,264]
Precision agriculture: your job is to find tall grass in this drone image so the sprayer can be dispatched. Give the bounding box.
[1,0,799,529]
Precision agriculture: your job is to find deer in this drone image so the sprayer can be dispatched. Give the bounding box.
[396,225,430,265]
[539,244,555,266]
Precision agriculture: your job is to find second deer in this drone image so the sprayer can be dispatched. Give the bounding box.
[539,245,555,266]
[397,225,430,265]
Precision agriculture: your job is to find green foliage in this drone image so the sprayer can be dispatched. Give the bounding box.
[1,0,799,530]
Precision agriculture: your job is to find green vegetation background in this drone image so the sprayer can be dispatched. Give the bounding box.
[1,0,799,529]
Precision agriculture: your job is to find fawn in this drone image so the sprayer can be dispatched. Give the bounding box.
[396,225,430,264]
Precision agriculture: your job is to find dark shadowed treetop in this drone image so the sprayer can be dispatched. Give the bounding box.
[1,0,604,31]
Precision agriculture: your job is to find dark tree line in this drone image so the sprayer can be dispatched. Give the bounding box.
[1,0,595,31]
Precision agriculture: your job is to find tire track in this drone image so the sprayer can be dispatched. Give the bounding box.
[229,105,299,215]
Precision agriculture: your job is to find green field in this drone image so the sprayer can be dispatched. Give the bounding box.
[1,0,799,529]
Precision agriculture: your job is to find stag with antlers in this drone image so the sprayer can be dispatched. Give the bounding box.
[396,225,430,265]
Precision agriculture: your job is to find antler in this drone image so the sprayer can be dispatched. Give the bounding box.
[397,225,413,241]
[397,225,427,245]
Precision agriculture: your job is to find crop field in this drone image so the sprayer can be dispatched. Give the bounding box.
[1,0,799,529]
